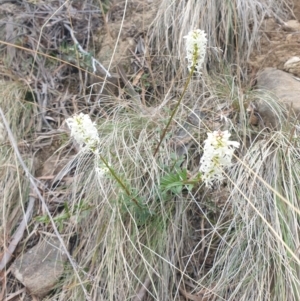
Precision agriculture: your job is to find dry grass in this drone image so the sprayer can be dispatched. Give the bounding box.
[149,0,292,80]
[0,81,36,282]
[1,0,300,300]
[198,129,300,300]
[45,93,204,300]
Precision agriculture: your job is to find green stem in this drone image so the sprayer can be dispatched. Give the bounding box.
[183,173,202,185]
[153,65,195,157]
[99,155,142,208]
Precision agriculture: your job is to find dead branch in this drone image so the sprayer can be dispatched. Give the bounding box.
[0,195,35,271]
[133,277,151,301]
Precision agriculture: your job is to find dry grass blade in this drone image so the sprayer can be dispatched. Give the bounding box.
[0,196,35,271]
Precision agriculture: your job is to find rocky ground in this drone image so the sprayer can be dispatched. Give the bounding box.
[248,3,300,131]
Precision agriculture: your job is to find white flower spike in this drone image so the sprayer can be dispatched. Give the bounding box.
[200,130,240,187]
[66,113,100,153]
[184,29,207,74]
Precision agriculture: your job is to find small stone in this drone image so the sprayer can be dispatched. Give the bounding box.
[283,20,300,32]
[283,56,300,76]
[11,238,67,298]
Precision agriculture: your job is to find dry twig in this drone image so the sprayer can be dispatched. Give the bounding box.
[0,195,35,271]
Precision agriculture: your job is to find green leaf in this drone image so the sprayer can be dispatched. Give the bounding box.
[160,169,189,194]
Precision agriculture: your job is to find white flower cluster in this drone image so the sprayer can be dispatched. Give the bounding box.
[184,29,207,74]
[200,130,240,187]
[66,113,100,152]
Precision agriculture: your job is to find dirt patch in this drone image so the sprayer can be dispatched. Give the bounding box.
[292,0,300,20]
[249,0,300,75]
[95,0,157,69]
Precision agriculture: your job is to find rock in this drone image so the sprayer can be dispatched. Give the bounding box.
[257,68,300,112]
[246,100,281,129]
[261,18,278,33]
[11,238,67,298]
[254,68,300,128]
[88,73,120,97]
[282,20,300,32]
[283,56,300,76]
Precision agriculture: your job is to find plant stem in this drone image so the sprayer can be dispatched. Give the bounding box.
[99,154,142,208]
[153,65,195,157]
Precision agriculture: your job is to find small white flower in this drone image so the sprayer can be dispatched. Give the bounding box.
[200,130,240,187]
[66,113,100,152]
[94,159,111,179]
[95,166,109,177]
[184,29,207,74]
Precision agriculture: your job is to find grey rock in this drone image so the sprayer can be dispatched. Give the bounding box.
[11,238,67,298]
[257,68,300,112]
[251,68,300,129]
[283,56,300,76]
[282,20,300,32]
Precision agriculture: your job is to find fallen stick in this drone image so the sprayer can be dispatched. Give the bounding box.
[5,288,26,301]
[133,277,151,301]
[0,195,35,271]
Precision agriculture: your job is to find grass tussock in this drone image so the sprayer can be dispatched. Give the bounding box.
[149,0,291,79]
[46,71,300,300]
[198,130,300,301]
[48,98,204,300]
[0,81,35,140]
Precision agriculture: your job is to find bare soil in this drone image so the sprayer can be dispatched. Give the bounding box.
[249,0,300,75]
